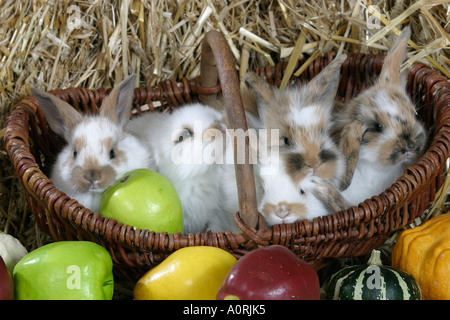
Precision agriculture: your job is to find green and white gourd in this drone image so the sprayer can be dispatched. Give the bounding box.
[325,250,422,300]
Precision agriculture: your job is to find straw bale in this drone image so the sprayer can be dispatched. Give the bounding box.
[0,0,449,255]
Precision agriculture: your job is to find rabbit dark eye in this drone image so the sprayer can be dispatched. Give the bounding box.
[366,121,384,134]
[282,136,291,146]
[176,128,193,144]
[319,149,337,163]
[300,189,305,195]
[109,149,116,159]
[374,122,383,133]
[73,149,78,159]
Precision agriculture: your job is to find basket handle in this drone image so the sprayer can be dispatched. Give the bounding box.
[199,30,259,230]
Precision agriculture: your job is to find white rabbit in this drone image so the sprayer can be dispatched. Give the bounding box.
[127,103,240,234]
[333,26,427,206]
[257,153,348,226]
[242,54,349,225]
[32,74,154,213]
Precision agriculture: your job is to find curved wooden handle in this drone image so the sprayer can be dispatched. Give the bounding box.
[200,30,259,229]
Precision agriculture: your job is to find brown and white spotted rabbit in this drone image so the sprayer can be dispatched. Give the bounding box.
[32,74,155,212]
[244,54,349,225]
[333,26,427,207]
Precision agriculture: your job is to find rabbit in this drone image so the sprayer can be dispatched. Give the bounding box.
[244,54,348,190]
[258,154,348,226]
[237,54,349,226]
[127,103,241,234]
[32,74,155,213]
[332,26,427,207]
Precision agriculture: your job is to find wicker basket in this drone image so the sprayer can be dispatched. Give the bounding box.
[4,30,450,282]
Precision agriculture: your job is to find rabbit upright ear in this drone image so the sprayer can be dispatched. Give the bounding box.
[338,119,364,190]
[31,88,82,139]
[379,26,411,86]
[244,71,276,122]
[244,72,275,104]
[101,73,137,127]
[303,54,347,108]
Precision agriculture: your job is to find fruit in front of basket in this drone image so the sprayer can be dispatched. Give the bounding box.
[100,168,183,234]
[325,249,421,300]
[0,256,14,300]
[133,246,237,300]
[13,241,114,300]
[392,213,450,300]
[0,230,28,274]
[31,74,155,213]
[216,245,320,300]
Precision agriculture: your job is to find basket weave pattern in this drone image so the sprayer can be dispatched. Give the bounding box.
[4,32,450,281]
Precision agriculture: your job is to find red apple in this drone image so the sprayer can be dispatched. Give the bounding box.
[216,245,320,300]
[0,255,14,300]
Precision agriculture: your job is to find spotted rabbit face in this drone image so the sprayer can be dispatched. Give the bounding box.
[65,117,124,193]
[277,95,345,187]
[350,85,426,168]
[245,54,347,189]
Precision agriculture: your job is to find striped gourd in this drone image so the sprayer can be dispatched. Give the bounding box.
[325,250,421,300]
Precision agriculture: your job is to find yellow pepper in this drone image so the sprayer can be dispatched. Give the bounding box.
[133,246,237,300]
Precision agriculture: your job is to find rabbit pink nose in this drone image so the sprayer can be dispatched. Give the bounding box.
[305,164,318,177]
[85,168,115,189]
[84,169,101,183]
[275,203,290,219]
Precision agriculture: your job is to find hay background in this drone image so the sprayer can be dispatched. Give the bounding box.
[0,0,449,293]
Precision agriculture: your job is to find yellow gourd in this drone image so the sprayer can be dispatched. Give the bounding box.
[392,213,450,300]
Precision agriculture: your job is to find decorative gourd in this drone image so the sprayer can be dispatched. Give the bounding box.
[325,250,421,300]
[392,213,450,300]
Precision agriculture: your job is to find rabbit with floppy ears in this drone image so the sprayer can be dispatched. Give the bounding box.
[333,26,427,207]
[243,54,349,225]
[127,103,241,234]
[32,74,155,213]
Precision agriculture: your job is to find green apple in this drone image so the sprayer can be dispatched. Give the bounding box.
[13,241,114,300]
[99,168,183,234]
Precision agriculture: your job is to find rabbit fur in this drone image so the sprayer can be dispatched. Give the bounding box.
[32,74,154,213]
[257,150,347,225]
[243,54,349,224]
[333,26,427,206]
[127,103,241,234]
